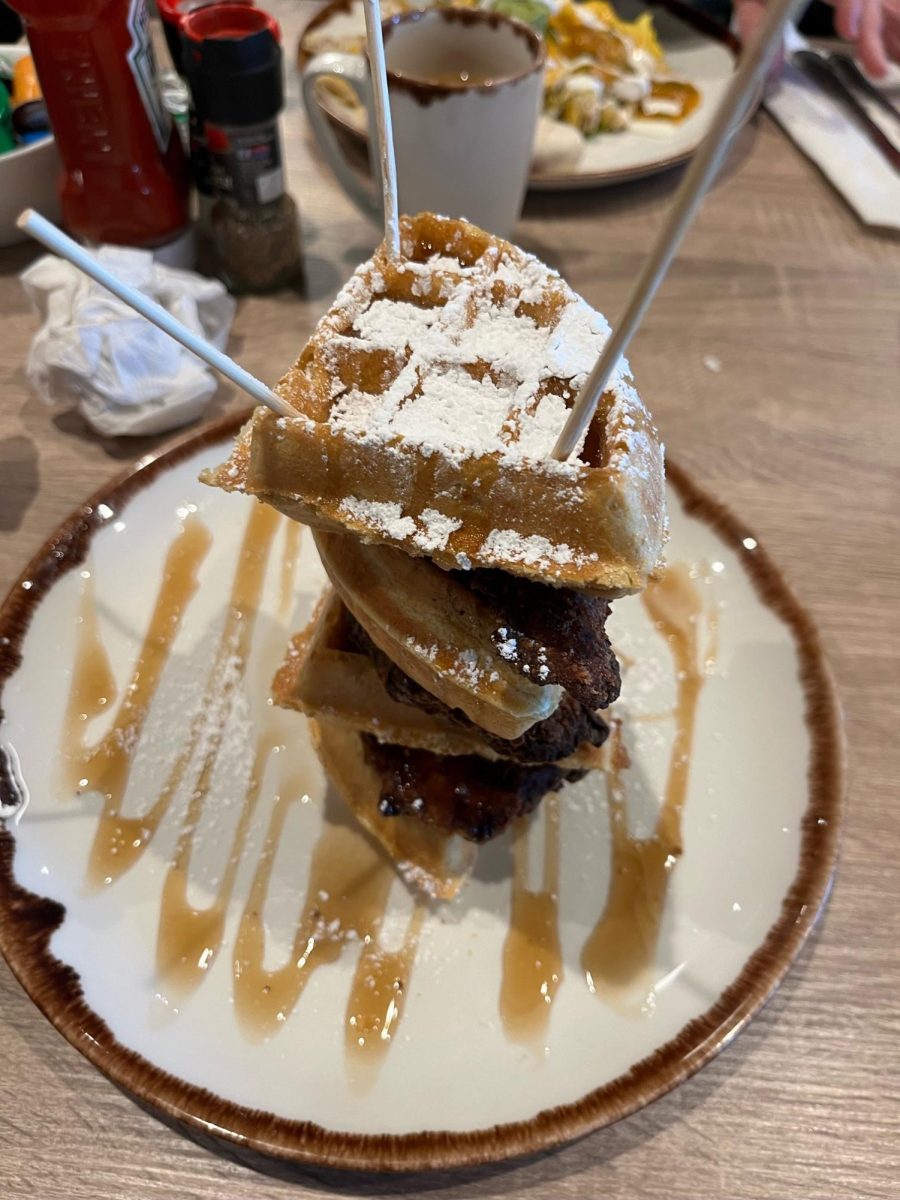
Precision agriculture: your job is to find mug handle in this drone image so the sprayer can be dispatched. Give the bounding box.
[301,52,383,222]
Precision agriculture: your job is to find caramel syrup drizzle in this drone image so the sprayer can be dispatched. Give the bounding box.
[581,563,710,1007]
[500,795,562,1043]
[233,795,425,1076]
[345,902,425,1074]
[277,522,302,623]
[155,502,282,992]
[61,506,711,1059]
[64,519,214,887]
[62,510,423,1073]
[234,804,391,1033]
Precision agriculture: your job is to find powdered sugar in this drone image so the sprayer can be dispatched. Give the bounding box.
[404,636,439,661]
[495,632,518,661]
[391,368,513,458]
[404,636,497,690]
[480,529,598,571]
[409,256,467,299]
[339,497,416,541]
[323,243,639,472]
[352,299,439,349]
[452,648,484,688]
[494,635,550,680]
[536,646,550,682]
[231,217,667,590]
[415,509,462,554]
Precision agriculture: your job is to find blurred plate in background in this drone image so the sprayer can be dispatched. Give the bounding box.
[298,0,739,190]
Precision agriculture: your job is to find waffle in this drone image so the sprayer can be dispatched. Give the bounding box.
[273,589,606,771]
[203,213,666,596]
[274,590,488,758]
[313,529,560,740]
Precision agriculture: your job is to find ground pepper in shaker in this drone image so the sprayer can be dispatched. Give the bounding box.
[182,4,302,294]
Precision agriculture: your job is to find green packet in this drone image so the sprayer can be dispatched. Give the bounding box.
[0,80,16,154]
[488,0,551,35]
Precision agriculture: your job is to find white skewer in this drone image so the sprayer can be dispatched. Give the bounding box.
[552,0,804,462]
[362,0,400,258]
[16,208,295,419]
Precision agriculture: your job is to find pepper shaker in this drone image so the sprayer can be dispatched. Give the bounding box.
[183,4,302,293]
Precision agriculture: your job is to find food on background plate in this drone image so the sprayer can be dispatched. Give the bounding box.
[204,212,666,898]
[301,0,701,150]
[543,1,701,133]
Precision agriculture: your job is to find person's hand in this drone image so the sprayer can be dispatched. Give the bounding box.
[734,0,893,77]
[883,0,900,63]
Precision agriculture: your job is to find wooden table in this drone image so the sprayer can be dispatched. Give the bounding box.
[2,6,899,1197]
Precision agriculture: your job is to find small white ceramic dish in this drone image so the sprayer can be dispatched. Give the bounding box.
[0,44,59,247]
[0,417,843,1172]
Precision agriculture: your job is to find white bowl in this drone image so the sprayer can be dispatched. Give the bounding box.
[0,43,60,247]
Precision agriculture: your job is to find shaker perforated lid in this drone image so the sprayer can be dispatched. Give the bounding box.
[182,4,283,125]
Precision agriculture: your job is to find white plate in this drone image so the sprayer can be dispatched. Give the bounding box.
[0,418,842,1171]
[298,0,740,190]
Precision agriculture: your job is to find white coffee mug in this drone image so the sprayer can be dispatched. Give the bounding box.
[302,8,545,238]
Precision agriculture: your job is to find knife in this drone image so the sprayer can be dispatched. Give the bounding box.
[792,49,900,173]
[828,53,900,125]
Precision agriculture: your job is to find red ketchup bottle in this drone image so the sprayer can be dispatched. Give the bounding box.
[8,0,191,257]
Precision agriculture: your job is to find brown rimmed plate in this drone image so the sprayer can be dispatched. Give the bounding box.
[0,414,843,1171]
[297,0,740,190]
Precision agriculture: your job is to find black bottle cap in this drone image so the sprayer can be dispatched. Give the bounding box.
[182,4,283,126]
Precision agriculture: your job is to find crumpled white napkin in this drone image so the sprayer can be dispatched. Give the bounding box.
[21,247,236,437]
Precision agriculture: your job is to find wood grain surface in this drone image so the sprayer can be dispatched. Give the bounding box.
[1,5,899,1197]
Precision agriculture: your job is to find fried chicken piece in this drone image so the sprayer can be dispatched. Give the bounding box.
[344,612,609,764]
[459,568,621,709]
[362,735,584,843]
